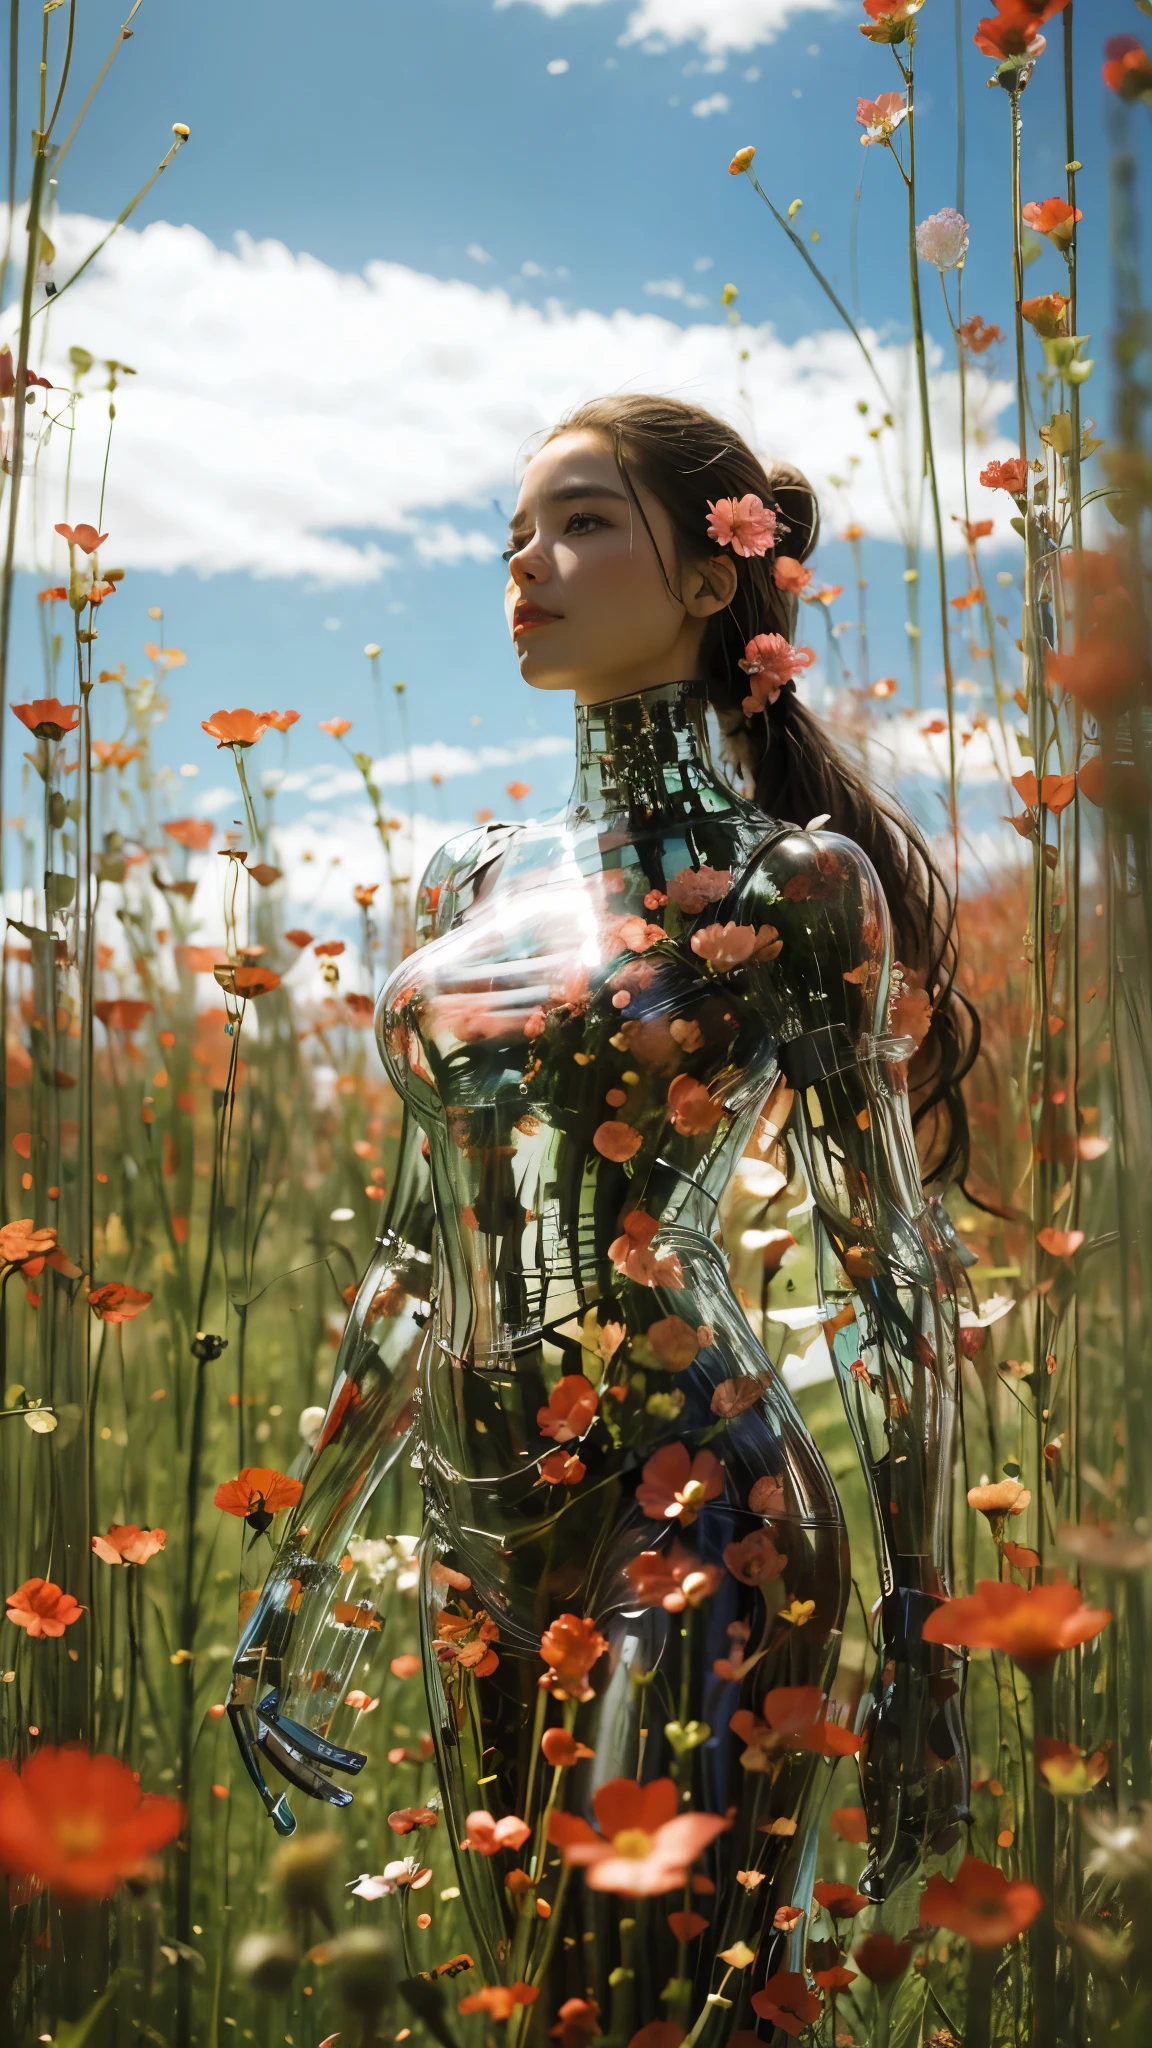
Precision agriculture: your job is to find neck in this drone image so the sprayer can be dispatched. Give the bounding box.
[567,678,736,825]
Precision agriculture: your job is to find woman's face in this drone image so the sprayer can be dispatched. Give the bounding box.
[503,428,732,706]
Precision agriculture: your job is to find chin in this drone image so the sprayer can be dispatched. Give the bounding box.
[514,645,575,693]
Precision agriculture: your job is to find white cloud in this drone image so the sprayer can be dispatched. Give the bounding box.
[495,0,845,55]
[15,211,1014,584]
[269,733,576,803]
[546,56,570,71]
[690,93,731,116]
[466,243,493,263]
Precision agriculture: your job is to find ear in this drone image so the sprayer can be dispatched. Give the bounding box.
[682,553,738,616]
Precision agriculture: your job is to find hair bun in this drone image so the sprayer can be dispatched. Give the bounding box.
[767,462,820,564]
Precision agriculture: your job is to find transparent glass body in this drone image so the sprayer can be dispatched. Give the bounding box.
[229,680,966,2037]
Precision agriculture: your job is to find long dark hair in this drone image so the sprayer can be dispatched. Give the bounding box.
[550,392,978,1189]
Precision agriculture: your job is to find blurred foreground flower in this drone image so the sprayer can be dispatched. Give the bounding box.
[89,1283,153,1323]
[0,1747,183,1898]
[1036,1738,1109,1797]
[6,1578,84,1637]
[54,521,107,554]
[1103,35,1152,103]
[548,1777,729,1895]
[921,1855,1042,1947]
[0,1220,79,1277]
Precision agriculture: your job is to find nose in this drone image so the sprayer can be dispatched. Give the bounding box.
[508,535,545,588]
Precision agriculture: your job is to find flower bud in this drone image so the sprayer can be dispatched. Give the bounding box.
[232,1931,300,1994]
[271,1831,341,1932]
[728,146,756,175]
[173,123,190,139]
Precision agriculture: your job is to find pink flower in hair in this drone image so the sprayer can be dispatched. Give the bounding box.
[705,494,777,558]
[739,634,816,713]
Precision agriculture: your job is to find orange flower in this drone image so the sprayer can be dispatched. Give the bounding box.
[728,146,756,174]
[813,1879,868,1919]
[1103,34,1152,101]
[967,1477,1031,1538]
[860,0,923,41]
[6,1579,84,1638]
[463,1810,532,1856]
[921,1578,1110,1673]
[722,1528,786,1588]
[284,928,314,948]
[213,1466,304,1532]
[459,1983,538,2020]
[1035,1737,1109,1797]
[0,1746,183,1898]
[539,1451,586,1486]
[92,741,143,770]
[1022,196,1081,250]
[608,1210,684,1289]
[0,1220,75,1275]
[537,1376,598,1443]
[730,1686,862,1766]
[94,999,153,1032]
[830,1806,869,1844]
[539,1614,609,1701]
[542,1727,596,1768]
[750,1971,822,2036]
[1021,291,1069,338]
[921,1854,1042,1948]
[548,1777,729,1895]
[388,1805,438,1835]
[200,708,270,749]
[12,699,80,741]
[980,457,1029,496]
[89,1284,153,1324]
[91,1525,166,1566]
[636,1445,725,1527]
[262,708,300,732]
[624,1545,722,1613]
[1003,1541,1041,1571]
[54,521,108,554]
[314,939,345,958]
[334,1598,382,1631]
[232,965,282,999]
[1037,1226,1084,1257]
[853,1931,913,1984]
[506,780,531,802]
[593,1119,642,1162]
[974,9,1047,59]
[959,315,1004,353]
[667,1073,724,1136]
[646,1315,700,1371]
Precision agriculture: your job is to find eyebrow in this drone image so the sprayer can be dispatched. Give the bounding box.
[507,481,630,529]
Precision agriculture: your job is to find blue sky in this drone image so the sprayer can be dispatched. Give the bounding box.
[6,0,1145,846]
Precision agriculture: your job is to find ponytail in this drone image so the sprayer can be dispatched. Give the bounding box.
[549,394,979,1189]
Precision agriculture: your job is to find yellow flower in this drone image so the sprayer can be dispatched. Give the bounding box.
[779,1598,816,1628]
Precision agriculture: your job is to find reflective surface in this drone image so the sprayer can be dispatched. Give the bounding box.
[229,680,965,2039]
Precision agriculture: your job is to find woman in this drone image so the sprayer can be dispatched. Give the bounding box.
[229,395,974,2042]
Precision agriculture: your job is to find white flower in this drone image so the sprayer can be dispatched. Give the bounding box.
[349,1858,418,1900]
[960,1291,1015,1329]
[1083,1804,1152,1881]
[916,208,970,271]
[346,1533,420,1594]
[298,1404,326,1446]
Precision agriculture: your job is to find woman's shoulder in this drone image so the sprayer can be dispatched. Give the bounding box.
[414,819,521,941]
[733,819,883,911]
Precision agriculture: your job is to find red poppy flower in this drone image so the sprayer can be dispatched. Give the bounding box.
[232,965,282,999]
[980,457,1029,496]
[0,1746,183,1898]
[38,586,68,602]
[636,1445,725,1527]
[854,1931,914,1984]
[6,1579,84,1638]
[730,1686,863,1764]
[830,1806,869,1843]
[214,1466,303,1532]
[974,11,1045,58]
[750,1971,822,2036]
[89,1284,153,1324]
[551,1996,601,2048]
[12,699,80,741]
[200,709,270,749]
[54,522,108,554]
[93,999,153,1033]
[459,1983,538,2020]
[1103,35,1152,101]
[667,1909,708,1941]
[625,1545,722,1613]
[539,1451,586,1486]
[314,940,345,958]
[541,1727,595,1768]
[537,1375,598,1443]
[539,1614,609,1701]
[388,1805,438,1835]
[859,0,923,43]
[1021,196,1082,249]
[921,1854,1042,1948]
[593,1119,642,1163]
[284,929,314,948]
[91,1524,166,1565]
[247,863,282,887]
[813,1879,868,1919]
[548,1777,729,1896]
[922,1578,1110,1673]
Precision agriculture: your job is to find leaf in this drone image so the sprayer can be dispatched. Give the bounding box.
[45,871,75,911]
[55,1970,135,2048]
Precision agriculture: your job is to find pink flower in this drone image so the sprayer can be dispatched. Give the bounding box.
[548,1777,730,1896]
[690,922,778,972]
[772,556,811,593]
[856,91,908,144]
[723,1528,786,1587]
[608,1211,684,1290]
[636,1445,725,1526]
[538,1376,599,1443]
[666,865,731,914]
[91,1526,166,1567]
[738,634,816,713]
[593,1120,642,1163]
[667,1074,725,1136]
[705,494,777,558]
[464,1810,532,1856]
[980,457,1029,497]
[646,1315,700,1372]
[915,207,970,270]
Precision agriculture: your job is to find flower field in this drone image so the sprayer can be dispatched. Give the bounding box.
[0,1,1150,2045]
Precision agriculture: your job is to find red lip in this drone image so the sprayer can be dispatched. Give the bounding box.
[513,601,562,636]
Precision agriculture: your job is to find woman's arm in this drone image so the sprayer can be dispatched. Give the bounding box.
[732,826,968,1895]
